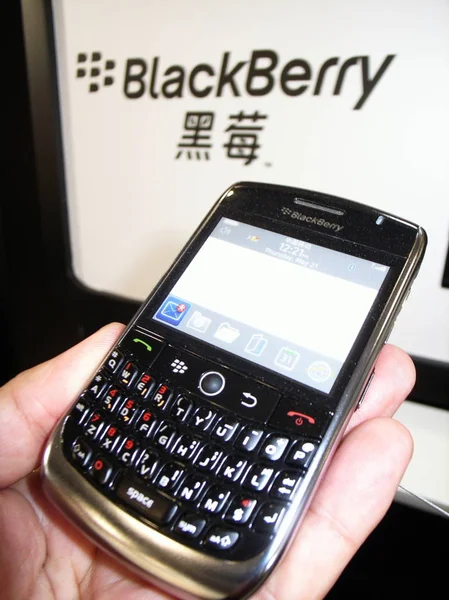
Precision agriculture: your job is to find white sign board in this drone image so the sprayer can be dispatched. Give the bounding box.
[53,0,449,363]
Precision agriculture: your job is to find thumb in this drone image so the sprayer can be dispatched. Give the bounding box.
[0,323,125,488]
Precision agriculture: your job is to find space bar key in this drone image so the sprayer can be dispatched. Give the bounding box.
[116,478,177,525]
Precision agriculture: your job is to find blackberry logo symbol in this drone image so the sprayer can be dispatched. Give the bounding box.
[171,359,188,374]
[76,52,116,92]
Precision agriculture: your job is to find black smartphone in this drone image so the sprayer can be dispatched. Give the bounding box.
[42,182,427,599]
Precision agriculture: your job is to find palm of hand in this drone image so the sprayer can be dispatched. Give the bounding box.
[3,473,174,599]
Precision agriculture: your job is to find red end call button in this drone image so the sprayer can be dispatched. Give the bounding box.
[268,397,332,439]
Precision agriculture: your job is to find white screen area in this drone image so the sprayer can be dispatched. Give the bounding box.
[172,238,377,362]
[153,219,389,392]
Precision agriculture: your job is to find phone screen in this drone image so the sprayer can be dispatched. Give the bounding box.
[153,217,389,393]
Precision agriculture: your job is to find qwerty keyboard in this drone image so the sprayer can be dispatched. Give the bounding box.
[62,328,331,560]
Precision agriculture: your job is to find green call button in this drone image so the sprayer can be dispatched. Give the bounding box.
[119,329,165,366]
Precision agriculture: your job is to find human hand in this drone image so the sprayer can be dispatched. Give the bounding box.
[0,323,415,599]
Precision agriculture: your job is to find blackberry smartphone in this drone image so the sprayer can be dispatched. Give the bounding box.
[42,182,427,600]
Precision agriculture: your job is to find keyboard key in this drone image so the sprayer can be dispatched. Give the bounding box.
[205,527,239,551]
[156,463,185,492]
[117,436,139,466]
[101,386,122,414]
[87,372,108,399]
[71,396,92,425]
[218,456,247,483]
[286,439,318,469]
[170,395,194,422]
[176,474,208,502]
[84,411,106,440]
[135,449,159,480]
[234,427,264,452]
[174,514,207,539]
[134,372,156,399]
[151,383,172,410]
[117,398,139,425]
[260,435,290,461]
[201,487,230,514]
[118,361,139,388]
[212,418,240,443]
[225,496,257,525]
[154,422,177,451]
[134,409,157,438]
[244,464,274,492]
[116,477,177,525]
[270,471,302,500]
[71,437,92,467]
[172,436,201,461]
[253,503,286,534]
[91,455,113,485]
[191,406,216,432]
[195,445,223,472]
[103,349,124,374]
[99,423,121,453]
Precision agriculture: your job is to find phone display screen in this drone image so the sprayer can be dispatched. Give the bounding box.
[153,218,389,393]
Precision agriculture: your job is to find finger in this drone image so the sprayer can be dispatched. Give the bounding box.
[0,323,125,488]
[345,344,416,434]
[259,417,413,600]
[0,487,46,600]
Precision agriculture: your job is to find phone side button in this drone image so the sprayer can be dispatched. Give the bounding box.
[116,478,177,525]
[356,370,375,411]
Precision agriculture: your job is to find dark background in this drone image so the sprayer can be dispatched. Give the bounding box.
[3,1,448,598]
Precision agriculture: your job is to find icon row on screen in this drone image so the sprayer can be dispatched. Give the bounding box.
[154,296,331,382]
